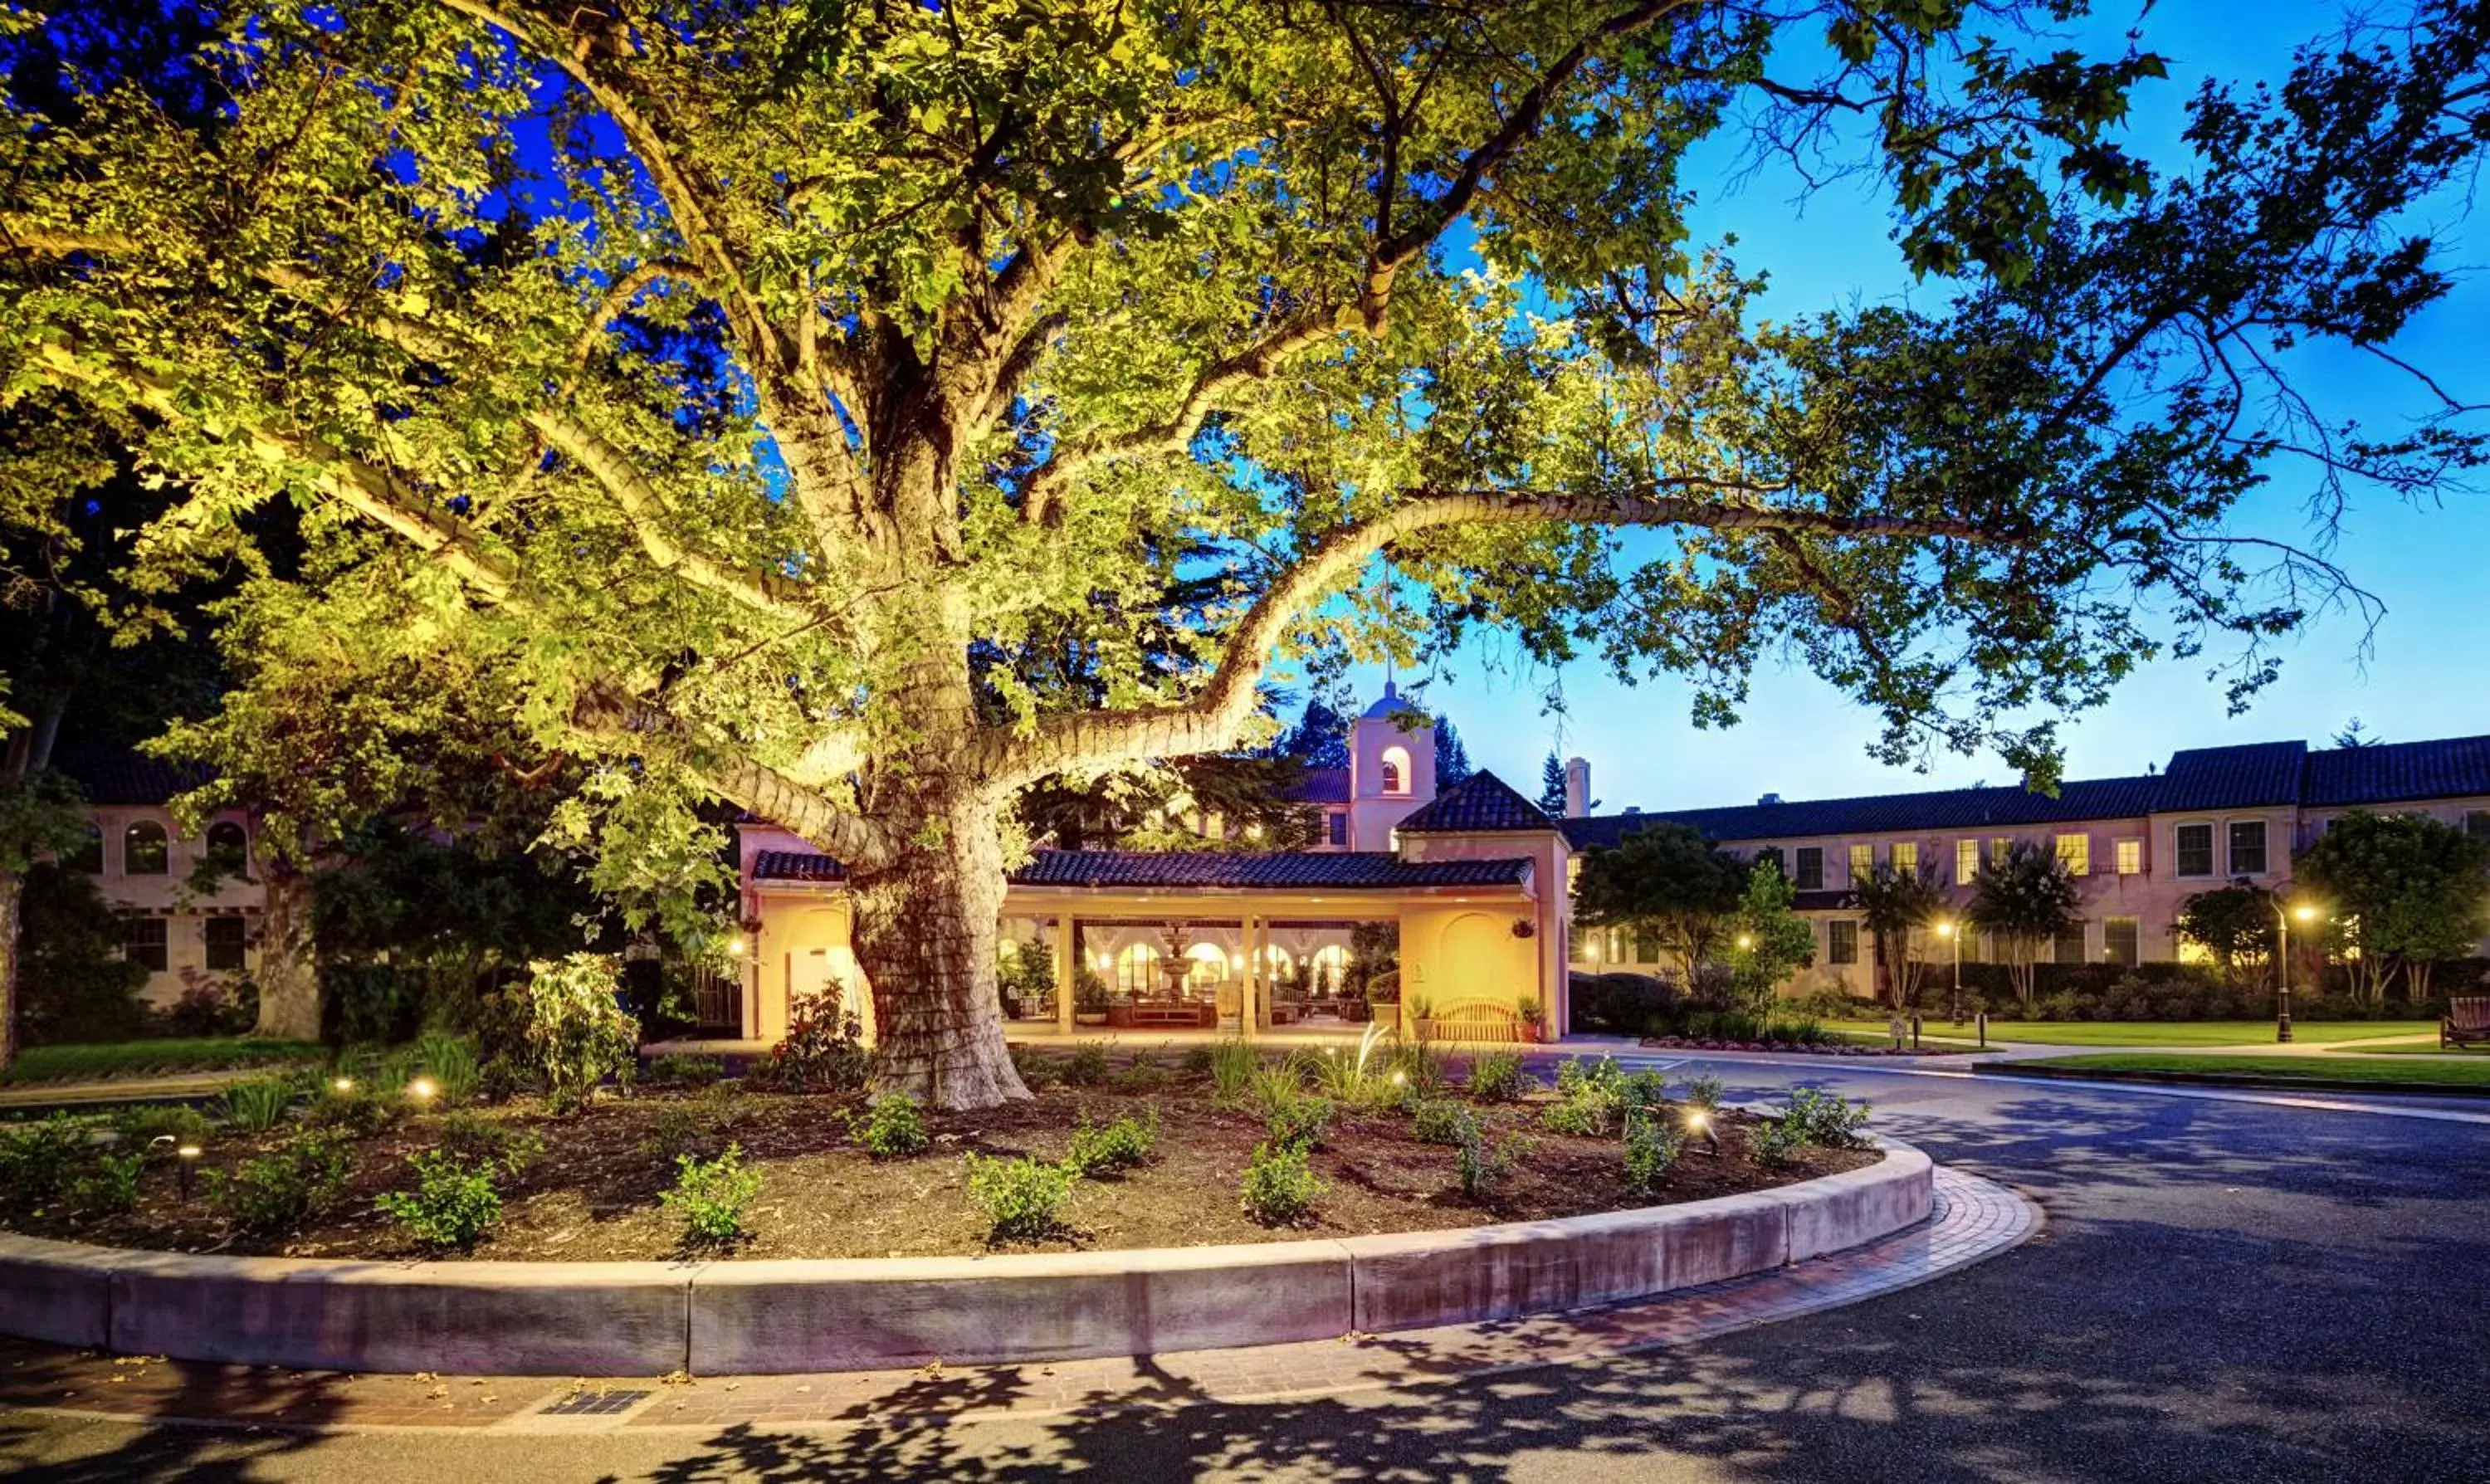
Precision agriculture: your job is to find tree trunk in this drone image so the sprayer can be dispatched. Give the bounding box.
[256,859,321,1041]
[843,791,1030,1111]
[0,868,22,1072]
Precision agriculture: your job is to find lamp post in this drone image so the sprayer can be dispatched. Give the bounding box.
[2275,899,2321,1044]
[1936,920,1962,1025]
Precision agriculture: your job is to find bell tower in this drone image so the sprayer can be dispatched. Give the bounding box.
[1345,680,1437,851]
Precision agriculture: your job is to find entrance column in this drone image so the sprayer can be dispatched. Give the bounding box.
[1053,912,1076,1035]
[1242,915,1261,1042]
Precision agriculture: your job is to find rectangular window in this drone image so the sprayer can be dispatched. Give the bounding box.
[1956,838,1980,885]
[2115,838,2143,876]
[1848,843,1874,883]
[1892,841,1918,875]
[123,915,168,974]
[1990,837,2011,865]
[2104,916,2140,968]
[2229,820,2268,876]
[2053,925,2088,965]
[1794,847,1824,891]
[1828,920,1860,966]
[1751,845,1785,880]
[2467,810,2490,844]
[1633,925,1659,964]
[1325,811,1347,847]
[204,915,247,972]
[2175,823,2214,877]
[2054,832,2090,876]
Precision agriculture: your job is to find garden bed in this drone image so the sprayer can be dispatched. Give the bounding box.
[0,1049,1874,1263]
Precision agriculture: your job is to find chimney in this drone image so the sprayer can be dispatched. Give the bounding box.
[1563,756,1590,818]
[1758,792,1783,806]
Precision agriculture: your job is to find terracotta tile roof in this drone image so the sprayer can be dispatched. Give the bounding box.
[2156,741,2308,813]
[1391,771,1555,834]
[50,740,212,808]
[1563,774,2165,850]
[1008,849,1530,891]
[749,845,1526,891]
[2302,736,2490,808]
[750,850,846,882]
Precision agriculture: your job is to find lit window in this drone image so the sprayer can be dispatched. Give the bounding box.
[2055,833,2090,876]
[2174,823,2214,877]
[2104,917,2140,968]
[2115,838,2142,876]
[204,915,248,972]
[204,821,249,876]
[124,821,169,876]
[1955,838,1980,885]
[1113,943,1159,994]
[1794,847,1824,891]
[1848,843,1873,882]
[1892,841,1918,875]
[1828,920,1860,965]
[123,915,168,973]
[1379,744,1411,796]
[2229,820,2268,876]
[1990,837,2010,864]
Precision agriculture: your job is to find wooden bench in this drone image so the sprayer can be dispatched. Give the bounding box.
[1413,1000,1523,1045]
[2444,997,2490,1050]
[1124,1001,1213,1030]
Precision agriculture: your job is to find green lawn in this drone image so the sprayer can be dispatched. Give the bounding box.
[0,1037,325,1086]
[1832,1018,2434,1048]
[2323,1041,2490,1057]
[2011,1052,2490,1088]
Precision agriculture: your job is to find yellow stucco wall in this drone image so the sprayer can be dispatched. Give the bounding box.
[751,891,867,1043]
[1397,901,1544,1028]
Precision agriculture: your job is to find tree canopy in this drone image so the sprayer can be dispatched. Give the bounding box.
[2,0,2484,1104]
[2295,811,2490,1003]
[1573,821,1743,983]
[1965,840,2082,1008]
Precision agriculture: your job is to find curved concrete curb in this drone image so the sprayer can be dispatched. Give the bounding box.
[0,1143,1931,1376]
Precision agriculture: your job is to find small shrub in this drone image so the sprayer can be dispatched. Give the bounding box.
[1384,1040,1450,1099]
[1244,1059,1306,1115]
[217,1076,298,1134]
[413,1032,483,1106]
[1114,1055,1171,1091]
[0,1114,91,1214]
[1622,1068,1670,1111]
[1679,1072,1725,1111]
[118,1102,215,1146]
[74,1148,147,1215]
[1750,1116,1805,1169]
[1240,1140,1320,1227]
[1206,1038,1261,1102]
[1783,1087,1874,1149]
[639,1104,708,1162]
[520,954,641,1113]
[1410,1098,1471,1146]
[1179,1044,1215,1077]
[1456,1124,1528,1202]
[1541,1086,1620,1138]
[376,1150,505,1250]
[759,991,872,1092]
[1063,1109,1158,1179]
[965,1153,1077,1242]
[307,1085,401,1136]
[1062,1041,1111,1086]
[435,1111,543,1174]
[1466,1052,1529,1102]
[644,1053,725,1090]
[1622,1109,1683,1196]
[1010,1046,1062,1090]
[662,1144,763,1247]
[212,1127,356,1236]
[1263,1091,1335,1151]
[855,1092,930,1159]
[1555,1055,1624,1100]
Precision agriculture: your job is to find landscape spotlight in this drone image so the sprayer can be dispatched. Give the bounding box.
[408,1076,438,1103]
[332,1076,354,1096]
[1684,1107,1721,1157]
[176,1142,202,1199]
[727,937,747,957]
[1736,933,1755,951]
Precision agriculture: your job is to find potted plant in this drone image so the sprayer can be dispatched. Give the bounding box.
[1517,998,1548,1044]
[1074,966,1111,1027]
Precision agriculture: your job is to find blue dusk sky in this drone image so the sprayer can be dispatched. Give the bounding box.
[1346,0,2489,815]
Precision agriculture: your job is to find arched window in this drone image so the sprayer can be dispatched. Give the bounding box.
[124,821,169,876]
[1185,941,1230,989]
[1114,942,1160,995]
[1309,944,1349,993]
[1379,744,1412,796]
[66,823,104,874]
[204,821,249,877]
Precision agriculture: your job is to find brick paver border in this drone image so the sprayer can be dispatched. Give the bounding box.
[0,1166,2036,1437]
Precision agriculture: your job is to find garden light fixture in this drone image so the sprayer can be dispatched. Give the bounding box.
[408,1076,438,1103]
[176,1142,201,1200]
[332,1076,354,1096]
[1684,1108,1720,1156]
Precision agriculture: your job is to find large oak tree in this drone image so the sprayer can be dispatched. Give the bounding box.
[2,1,2483,1105]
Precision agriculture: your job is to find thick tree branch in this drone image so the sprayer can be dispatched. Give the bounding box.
[32,339,521,603]
[981,484,1995,787]
[560,257,701,398]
